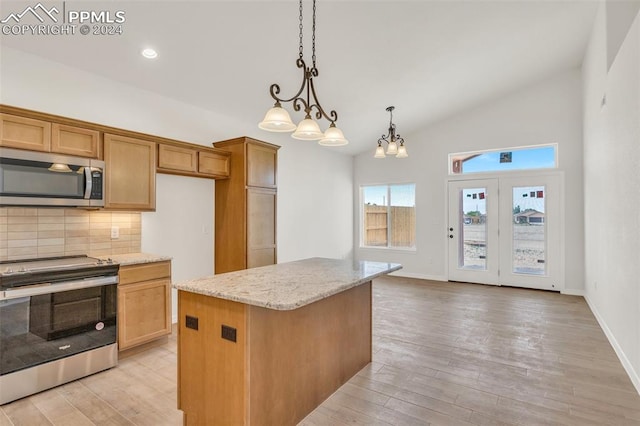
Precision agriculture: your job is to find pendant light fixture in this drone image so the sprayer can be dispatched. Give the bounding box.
[259,0,348,146]
[374,106,408,158]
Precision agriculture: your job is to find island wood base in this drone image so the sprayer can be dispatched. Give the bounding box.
[177,281,372,425]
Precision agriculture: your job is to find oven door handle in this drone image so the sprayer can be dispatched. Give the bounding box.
[0,276,118,301]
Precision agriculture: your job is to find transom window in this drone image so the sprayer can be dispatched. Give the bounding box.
[449,145,557,175]
[361,184,416,249]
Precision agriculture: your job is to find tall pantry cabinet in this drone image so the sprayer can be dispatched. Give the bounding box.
[213,137,279,274]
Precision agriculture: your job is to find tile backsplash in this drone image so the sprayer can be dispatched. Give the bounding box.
[0,208,141,261]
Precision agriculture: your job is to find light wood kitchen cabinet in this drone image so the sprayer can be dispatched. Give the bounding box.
[0,114,101,158]
[104,133,156,211]
[247,187,277,268]
[118,261,172,351]
[51,123,100,158]
[213,137,279,274]
[158,144,197,173]
[0,114,52,152]
[157,142,230,179]
[198,150,229,177]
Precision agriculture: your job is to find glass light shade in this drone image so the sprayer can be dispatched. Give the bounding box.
[386,140,398,155]
[258,106,296,132]
[292,118,324,140]
[374,145,386,158]
[396,144,408,158]
[48,163,72,172]
[318,125,348,146]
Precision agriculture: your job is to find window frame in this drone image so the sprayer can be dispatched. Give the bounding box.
[448,144,558,176]
[360,183,417,251]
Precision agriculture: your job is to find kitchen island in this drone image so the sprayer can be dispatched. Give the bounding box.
[173,257,401,426]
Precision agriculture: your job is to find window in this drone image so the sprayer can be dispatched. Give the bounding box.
[449,144,557,175]
[361,184,416,249]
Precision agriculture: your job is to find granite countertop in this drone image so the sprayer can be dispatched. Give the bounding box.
[98,253,172,266]
[173,257,402,311]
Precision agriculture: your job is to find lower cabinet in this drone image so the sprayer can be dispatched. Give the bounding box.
[118,261,172,351]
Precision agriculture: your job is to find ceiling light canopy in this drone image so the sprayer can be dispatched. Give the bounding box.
[259,0,348,147]
[375,106,408,159]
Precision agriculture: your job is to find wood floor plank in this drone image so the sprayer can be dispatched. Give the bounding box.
[56,381,133,426]
[1,397,53,426]
[0,410,13,426]
[2,276,639,425]
[28,389,93,426]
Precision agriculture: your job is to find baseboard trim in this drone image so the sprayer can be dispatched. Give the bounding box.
[388,271,447,282]
[561,288,585,296]
[584,294,640,395]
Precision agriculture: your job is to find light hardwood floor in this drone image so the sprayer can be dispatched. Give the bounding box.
[2,276,639,425]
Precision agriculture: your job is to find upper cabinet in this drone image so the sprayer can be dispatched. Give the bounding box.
[157,142,230,179]
[104,134,156,211]
[0,113,100,158]
[51,123,100,158]
[0,105,231,213]
[246,142,277,188]
[0,114,52,152]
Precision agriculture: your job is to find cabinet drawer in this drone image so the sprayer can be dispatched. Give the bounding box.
[119,261,171,285]
[158,144,197,172]
[199,151,229,177]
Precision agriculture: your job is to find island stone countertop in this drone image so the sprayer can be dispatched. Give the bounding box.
[97,252,172,266]
[173,257,402,310]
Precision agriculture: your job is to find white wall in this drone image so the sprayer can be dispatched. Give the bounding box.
[0,47,354,322]
[582,4,640,393]
[354,69,585,292]
[141,174,214,323]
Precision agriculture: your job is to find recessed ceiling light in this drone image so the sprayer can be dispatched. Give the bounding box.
[141,48,158,59]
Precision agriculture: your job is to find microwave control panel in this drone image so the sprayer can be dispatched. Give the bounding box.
[90,170,103,199]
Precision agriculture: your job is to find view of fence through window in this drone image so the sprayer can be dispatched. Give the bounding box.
[362,184,416,248]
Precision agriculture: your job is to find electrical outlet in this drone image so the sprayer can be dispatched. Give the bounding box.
[221,325,236,342]
[110,226,119,239]
[185,315,199,330]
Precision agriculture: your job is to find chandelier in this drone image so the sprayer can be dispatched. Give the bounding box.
[258,0,348,146]
[374,106,408,158]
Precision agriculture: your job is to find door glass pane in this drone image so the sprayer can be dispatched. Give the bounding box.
[512,186,545,275]
[459,187,487,270]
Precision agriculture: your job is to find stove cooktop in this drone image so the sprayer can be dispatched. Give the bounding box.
[0,255,114,276]
[0,255,118,288]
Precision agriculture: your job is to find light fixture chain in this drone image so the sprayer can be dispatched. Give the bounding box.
[298,0,304,59]
[312,0,317,68]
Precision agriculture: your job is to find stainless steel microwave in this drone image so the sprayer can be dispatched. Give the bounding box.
[0,147,105,207]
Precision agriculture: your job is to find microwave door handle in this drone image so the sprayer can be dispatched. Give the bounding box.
[84,166,92,199]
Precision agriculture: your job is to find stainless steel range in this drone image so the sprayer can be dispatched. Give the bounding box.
[0,255,118,404]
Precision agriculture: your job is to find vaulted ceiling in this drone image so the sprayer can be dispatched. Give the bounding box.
[0,1,599,155]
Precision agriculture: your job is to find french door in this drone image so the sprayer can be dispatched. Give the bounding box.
[447,174,562,291]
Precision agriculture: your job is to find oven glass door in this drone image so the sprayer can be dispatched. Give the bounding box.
[0,283,116,376]
[0,157,86,199]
